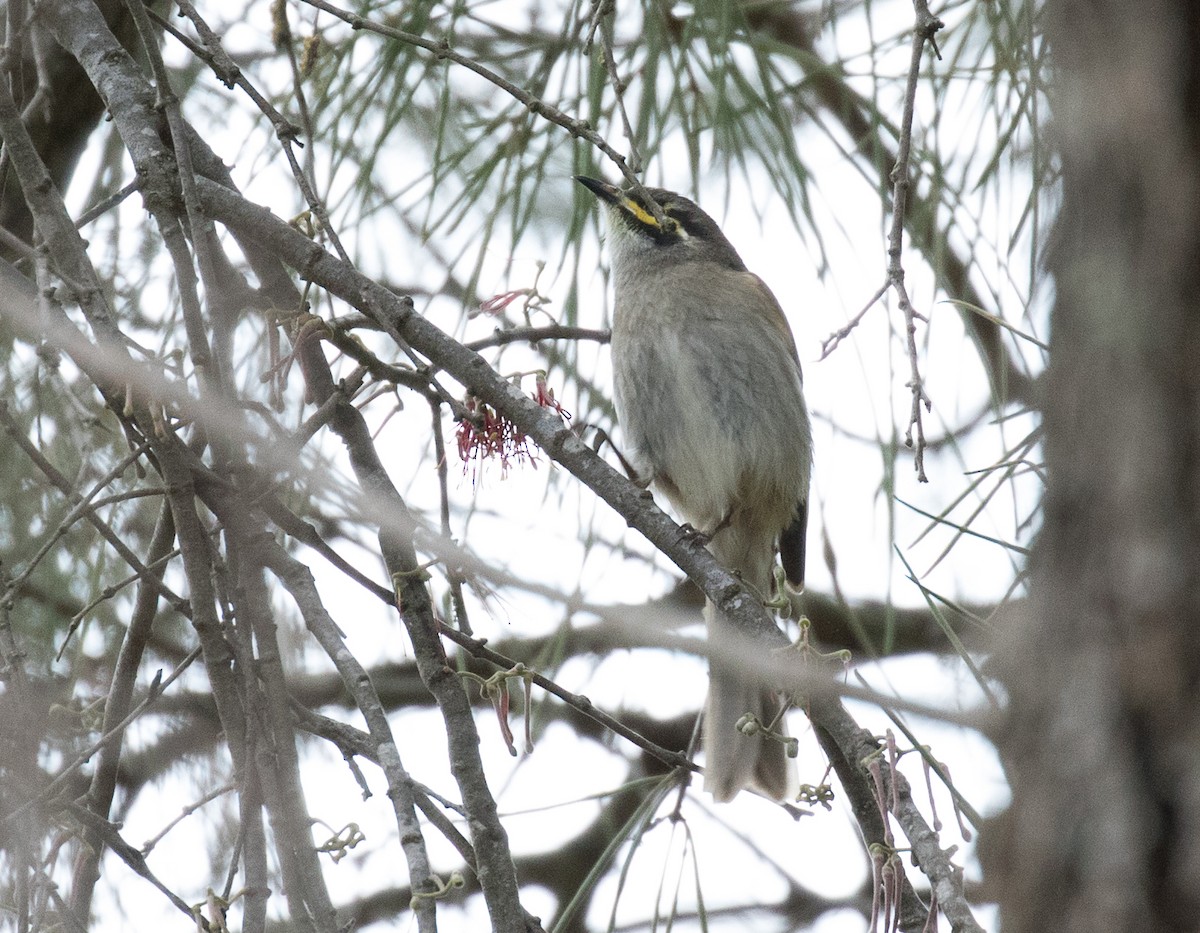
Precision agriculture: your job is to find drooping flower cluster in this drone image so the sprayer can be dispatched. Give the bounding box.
[457,395,536,483]
[456,373,571,484]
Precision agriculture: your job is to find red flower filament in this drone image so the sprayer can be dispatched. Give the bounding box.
[456,379,572,484]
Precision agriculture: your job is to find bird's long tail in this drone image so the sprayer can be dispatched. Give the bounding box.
[703,526,796,802]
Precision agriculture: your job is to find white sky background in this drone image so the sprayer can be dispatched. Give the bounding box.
[59,0,1047,929]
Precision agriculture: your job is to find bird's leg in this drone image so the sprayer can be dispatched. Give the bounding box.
[588,425,650,486]
[690,508,735,546]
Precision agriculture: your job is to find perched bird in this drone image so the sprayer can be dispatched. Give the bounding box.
[577,176,813,802]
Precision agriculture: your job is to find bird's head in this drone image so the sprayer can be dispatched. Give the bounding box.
[575,176,747,274]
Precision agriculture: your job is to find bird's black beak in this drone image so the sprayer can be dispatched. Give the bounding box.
[575,175,621,206]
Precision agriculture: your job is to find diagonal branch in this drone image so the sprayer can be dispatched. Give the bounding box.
[194,175,983,932]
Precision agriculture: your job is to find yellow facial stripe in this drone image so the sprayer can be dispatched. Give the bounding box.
[620,196,660,228]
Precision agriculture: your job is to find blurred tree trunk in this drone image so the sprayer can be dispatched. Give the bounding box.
[988,1,1200,930]
[0,0,142,254]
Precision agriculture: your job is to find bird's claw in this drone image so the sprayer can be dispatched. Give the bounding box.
[678,523,711,546]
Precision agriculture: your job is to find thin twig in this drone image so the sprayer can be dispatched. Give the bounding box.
[429,396,475,635]
[298,0,644,191]
[820,1,943,482]
[65,802,196,919]
[141,782,237,855]
[1,648,202,825]
[437,622,698,773]
[820,280,889,358]
[0,403,189,615]
[465,324,611,352]
[74,179,141,229]
[587,0,642,173]
[888,2,942,481]
[164,1,350,265]
[273,0,320,187]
